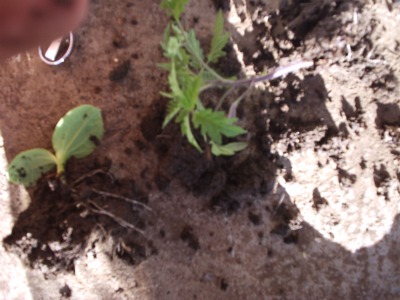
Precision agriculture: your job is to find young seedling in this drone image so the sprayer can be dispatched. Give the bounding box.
[160,0,313,156]
[7,104,104,187]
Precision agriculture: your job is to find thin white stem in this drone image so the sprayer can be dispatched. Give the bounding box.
[87,200,145,236]
[91,188,153,212]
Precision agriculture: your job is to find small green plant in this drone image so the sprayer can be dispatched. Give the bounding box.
[160,0,312,156]
[7,105,104,187]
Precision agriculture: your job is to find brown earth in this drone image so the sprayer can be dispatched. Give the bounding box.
[0,0,400,299]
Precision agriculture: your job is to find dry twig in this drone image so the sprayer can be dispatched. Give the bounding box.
[85,200,145,236]
[73,169,115,186]
[91,188,153,212]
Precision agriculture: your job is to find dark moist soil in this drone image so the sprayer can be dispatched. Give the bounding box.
[4,156,153,271]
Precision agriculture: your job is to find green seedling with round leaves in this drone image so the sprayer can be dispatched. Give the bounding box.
[7,104,104,187]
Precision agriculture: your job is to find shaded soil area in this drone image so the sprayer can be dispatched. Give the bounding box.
[4,157,152,271]
[0,0,399,299]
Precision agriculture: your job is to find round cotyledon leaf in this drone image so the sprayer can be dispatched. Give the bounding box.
[52,105,104,173]
[7,149,57,187]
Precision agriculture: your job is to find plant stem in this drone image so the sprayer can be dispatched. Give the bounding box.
[230,61,314,87]
[86,200,145,235]
[211,61,313,110]
[228,80,255,118]
[215,85,235,110]
[176,21,313,102]
[91,188,153,212]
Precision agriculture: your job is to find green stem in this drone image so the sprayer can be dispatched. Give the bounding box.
[215,85,235,110]
[199,83,215,93]
[56,161,65,175]
[228,80,255,118]
[55,152,65,175]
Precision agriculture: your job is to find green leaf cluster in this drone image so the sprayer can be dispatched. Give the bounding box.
[160,1,247,156]
[7,105,104,187]
[193,109,245,145]
[161,0,189,20]
[208,11,230,64]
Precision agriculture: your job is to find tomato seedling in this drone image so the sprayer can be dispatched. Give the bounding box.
[160,0,312,156]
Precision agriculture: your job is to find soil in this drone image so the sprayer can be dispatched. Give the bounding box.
[1,0,400,299]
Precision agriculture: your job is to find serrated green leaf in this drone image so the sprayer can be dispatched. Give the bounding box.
[161,23,171,52]
[193,109,246,145]
[7,149,57,187]
[160,91,174,99]
[157,62,172,71]
[197,99,205,110]
[166,36,182,58]
[160,0,189,20]
[52,105,104,174]
[181,75,202,111]
[181,114,201,151]
[176,109,188,123]
[201,69,218,82]
[171,24,185,43]
[168,61,183,97]
[175,64,193,81]
[177,48,190,66]
[163,99,181,127]
[187,29,204,69]
[207,10,230,63]
[211,142,247,156]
